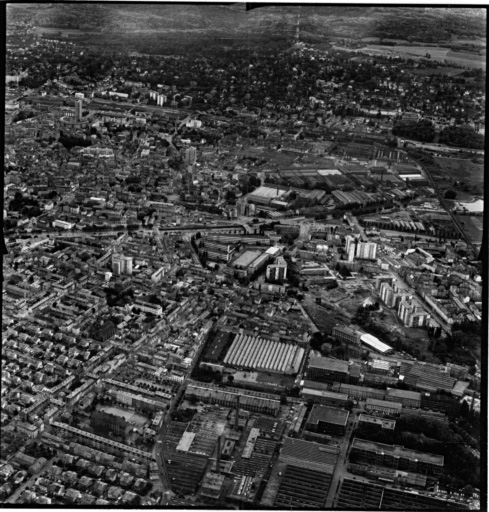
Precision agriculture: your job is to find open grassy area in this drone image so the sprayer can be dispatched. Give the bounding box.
[368,306,441,363]
[361,44,485,69]
[303,300,351,333]
[445,50,486,69]
[433,156,484,196]
[410,67,466,77]
[363,44,448,60]
[340,296,370,317]
[453,214,484,246]
[256,372,296,389]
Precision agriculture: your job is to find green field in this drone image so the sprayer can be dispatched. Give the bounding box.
[445,51,486,69]
[410,67,466,77]
[35,27,98,35]
[363,44,448,60]
[453,214,484,246]
[303,300,351,333]
[434,156,484,196]
[362,44,485,69]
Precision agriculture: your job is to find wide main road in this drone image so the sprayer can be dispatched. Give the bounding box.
[155,412,174,506]
[324,403,364,509]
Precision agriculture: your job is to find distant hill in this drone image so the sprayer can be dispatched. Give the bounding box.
[8,4,486,45]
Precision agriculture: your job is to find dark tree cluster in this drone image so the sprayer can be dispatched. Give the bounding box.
[355,415,480,490]
[439,125,484,149]
[392,119,436,143]
[59,133,92,150]
[8,191,43,218]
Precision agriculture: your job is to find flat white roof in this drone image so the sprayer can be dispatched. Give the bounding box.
[176,432,195,452]
[360,333,392,354]
[265,246,281,256]
[233,250,262,267]
[370,359,390,370]
[399,174,425,180]
[248,185,285,199]
[317,169,342,176]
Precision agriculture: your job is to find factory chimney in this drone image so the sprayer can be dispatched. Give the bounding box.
[235,395,240,430]
[216,435,222,474]
[470,390,475,415]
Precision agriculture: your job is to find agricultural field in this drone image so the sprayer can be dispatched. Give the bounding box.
[362,44,447,59]
[362,44,485,69]
[445,50,486,69]
[410,67,466,77]
[450,35,486,46]
[34,27,98,36]
[433,156,484,197]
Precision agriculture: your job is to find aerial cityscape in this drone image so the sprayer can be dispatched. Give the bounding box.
[2,3,485,510]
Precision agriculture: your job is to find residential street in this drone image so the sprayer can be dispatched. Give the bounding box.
[5,457,56,504]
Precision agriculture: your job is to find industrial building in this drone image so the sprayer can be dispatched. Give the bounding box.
[272,465,332,509]
[305,405,349,437]
[280,438,339,474]
[198,239,239,263]
[307,356,355,384]
[200,471,225,501]
[350,438,444,477]
[223,333,305,375]
[300,384,350,408]
[336,478,464,510]
[385,388,422,408]
[366,359,391,375]
[52,219,74,230]
[359,333,393,354]
[332,325,360,345]
[184,384,280,416]
[356,414,396,432]
[365,398,402,416]
[404,363,457,394]
[230,250,269,276]
[246,185,288,207]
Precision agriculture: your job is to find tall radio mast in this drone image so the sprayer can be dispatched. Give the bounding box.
[295,8,301,44]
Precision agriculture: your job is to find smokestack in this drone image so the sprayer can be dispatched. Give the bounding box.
[216,435,222,474]
[235,395,240,430]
